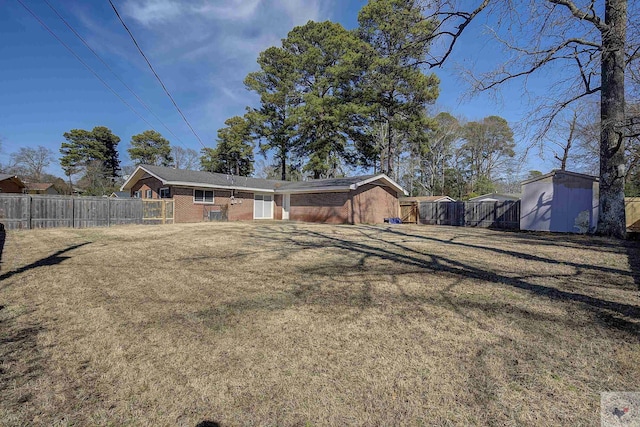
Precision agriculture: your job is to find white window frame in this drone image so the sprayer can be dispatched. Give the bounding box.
[159,187,170,199]
[193,188,215,204]
[145,189,153,199]
[133,190,141,198]
[254,193,273,219]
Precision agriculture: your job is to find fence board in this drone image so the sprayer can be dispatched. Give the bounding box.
[110,199,143,225]
[0,194,172,230]
[626,197,640,231]
[0,194,30,229]
[30,195,73,228]
[419,200,520,229]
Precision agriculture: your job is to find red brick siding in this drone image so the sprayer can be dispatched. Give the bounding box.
[172,187,256,223]
[274,194,283,220]
[289,184,399,224]
[350,183,399,224]
[290,192,350,223]
[131,177,164,199]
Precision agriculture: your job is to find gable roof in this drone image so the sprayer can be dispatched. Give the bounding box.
[120,165,407,195]
[25,182,54,191]
[521,169,598,186]
[0,174,25,188]
[400,196,456,203]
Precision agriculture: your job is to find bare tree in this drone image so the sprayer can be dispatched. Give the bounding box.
[552,111,579,171]
[10,145,54,181]
[171,146,199,170]
[419,0,638,237]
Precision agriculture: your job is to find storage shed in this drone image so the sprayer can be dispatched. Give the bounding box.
[520,170,599,233]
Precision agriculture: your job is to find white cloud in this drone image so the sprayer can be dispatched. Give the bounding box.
[123,0,183,26]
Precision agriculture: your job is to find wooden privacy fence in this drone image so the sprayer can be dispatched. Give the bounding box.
[418,200,521,229]
[0,194,174,230]
[626,197,640,231]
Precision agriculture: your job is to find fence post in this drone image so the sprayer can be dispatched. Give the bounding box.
[27,195,32,230]
[161,200,166,225]
[107,197,111,227]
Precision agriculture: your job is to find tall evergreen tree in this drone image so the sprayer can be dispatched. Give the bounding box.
[60,126,121,193]
[283,21,372,178]
[245,47,299,181]
[357,0,440,179]
[128,130,173,166]
[201,116,254,176]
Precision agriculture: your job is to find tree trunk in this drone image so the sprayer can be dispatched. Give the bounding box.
[598,0,627,238]
[280,147,287,181]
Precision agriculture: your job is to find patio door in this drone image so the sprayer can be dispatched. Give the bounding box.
[282,194,290,220]
[254,194,273,219]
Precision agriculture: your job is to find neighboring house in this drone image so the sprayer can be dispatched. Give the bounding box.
[400,196,456,203]
[25,182,59,195]
[0,174,26,193]
[520,169,599,233]
[120,164,407,224]
[110,191,131,198]
[468,193,520,202]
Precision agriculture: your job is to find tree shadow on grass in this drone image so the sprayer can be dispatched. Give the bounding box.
[248,225,640,337]
[0,242,90,289]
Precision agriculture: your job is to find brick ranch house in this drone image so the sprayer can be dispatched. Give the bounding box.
[121,165,407,224]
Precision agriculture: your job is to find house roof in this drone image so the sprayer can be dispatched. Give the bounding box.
[0,174,26,188]
[468,193,520,201]
[521,169,599,186]
[110,191,130,198]
[120,165,407,195]
[400,196,456,203]
[25,182,54,191]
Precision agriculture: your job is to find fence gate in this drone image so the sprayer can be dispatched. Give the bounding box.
[142,199,174,224]
[400,202,418,224]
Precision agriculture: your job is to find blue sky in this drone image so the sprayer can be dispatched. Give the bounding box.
[1,0,566,178]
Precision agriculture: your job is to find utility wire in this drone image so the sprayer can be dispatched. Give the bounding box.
[43,0,191,150]
[107,0,206,149]
[16,0,160,134]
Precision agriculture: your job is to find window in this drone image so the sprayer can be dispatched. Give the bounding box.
[145,189,153,199]
[254,194,273,219]
[133,191,141,198]
[159,187,170,198]
[194,189,214,204]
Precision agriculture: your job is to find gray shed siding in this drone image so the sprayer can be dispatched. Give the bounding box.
[520,172,599,233]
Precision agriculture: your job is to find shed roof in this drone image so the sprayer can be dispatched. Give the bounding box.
[521,170,598,186]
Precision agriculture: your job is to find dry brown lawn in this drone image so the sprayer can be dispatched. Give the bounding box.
[1,222,639,426]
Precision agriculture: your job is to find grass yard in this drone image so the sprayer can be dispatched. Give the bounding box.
[1,222,639,426]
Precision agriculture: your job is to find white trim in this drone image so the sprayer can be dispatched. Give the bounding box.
[282,194,290,220]
[120,165,167,191]
[145,189,153,199]
[164,180,274,193]
[275,186,351,194]
[354,174,408,195]
[193,188,215,204]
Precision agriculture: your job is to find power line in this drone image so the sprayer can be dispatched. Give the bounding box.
[15,0,160,134]
[107,0,206,149]
[43,0,191,150]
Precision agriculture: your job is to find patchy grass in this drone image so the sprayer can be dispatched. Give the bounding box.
[1,222,639,426]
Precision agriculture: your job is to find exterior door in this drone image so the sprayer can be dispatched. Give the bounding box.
[282,194,290,220]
